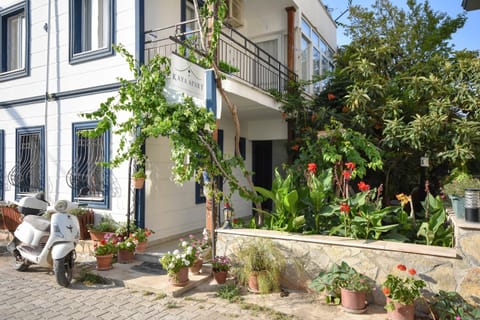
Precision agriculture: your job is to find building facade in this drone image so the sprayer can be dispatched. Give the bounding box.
[0,0,336,242]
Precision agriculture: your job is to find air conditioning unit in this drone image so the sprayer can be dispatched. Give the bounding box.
[225,0,243,28]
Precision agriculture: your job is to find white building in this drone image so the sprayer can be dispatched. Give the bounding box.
[0,0,336,242]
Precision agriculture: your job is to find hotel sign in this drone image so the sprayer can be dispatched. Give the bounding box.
[165,54,206,106]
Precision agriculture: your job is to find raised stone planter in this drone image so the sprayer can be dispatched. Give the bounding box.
[216,221,479,307]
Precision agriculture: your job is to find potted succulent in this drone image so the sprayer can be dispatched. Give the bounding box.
[212,255,231,284]
[382,264,426,320]
[309,261,373,313]
[233,238,286,294]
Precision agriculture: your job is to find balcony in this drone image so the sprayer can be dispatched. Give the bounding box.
[144,20,296,95]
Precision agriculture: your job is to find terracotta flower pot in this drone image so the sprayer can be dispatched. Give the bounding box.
[213,270,228,284]
[169,267,189,286]
[189,258,203,275]
[386,298,415,320]
[340,288,367,313]
[89,230,109,242]
[132,177,145,189]
[117,249,135,264]
[96,254,114,271]
[248,271,268,293]
[135,240,148,253]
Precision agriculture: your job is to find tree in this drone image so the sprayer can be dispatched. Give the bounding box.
[314,0,480,200]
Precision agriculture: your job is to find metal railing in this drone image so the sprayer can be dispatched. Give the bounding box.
[144,20,296,94]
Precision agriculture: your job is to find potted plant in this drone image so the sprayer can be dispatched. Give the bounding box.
[180,233,210,274]
[116,235,136,263]
[131,226,154,252]
[442,174,480,220]
[233,238,286,294]
[212,255,231,284]
[382,264,426,320]
[93,233,117,271]
[132,167,146,189]
[309,261,373,313]
[159,239,197,286]
[87,215,119,242]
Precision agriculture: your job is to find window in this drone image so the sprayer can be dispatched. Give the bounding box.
[0,1,29,81]
[300,17,334,94]
[69,0,114,64]
[70,122,110,208]
[14,127,44,197]
[0,130,4,200]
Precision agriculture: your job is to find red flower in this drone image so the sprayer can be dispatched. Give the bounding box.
[291,144,300,151]
[408,268,416,276]
[397,264,407,271]
[358,181,370,192]
[100,239,106,245]
[345,162,356,170]
[307,163,317,174]
[382,287,391,296]
[342,170,351,180]
[327,93,336,101]
[340,203,350,213]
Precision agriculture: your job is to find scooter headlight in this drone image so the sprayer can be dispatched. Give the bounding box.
[53,223,64,238]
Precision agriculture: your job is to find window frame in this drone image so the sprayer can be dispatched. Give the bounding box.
[0,1,30,82]
[69,0,115,64]
[15,126,45,199]
[71,121,110,209]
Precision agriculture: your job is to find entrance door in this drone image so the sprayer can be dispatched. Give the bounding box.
[252,141,273,212]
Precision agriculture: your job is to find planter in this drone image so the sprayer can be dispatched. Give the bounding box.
[213,270,228,284]
[340,288,367,313]
[169,267,189,286]
[386,298,415,320]
[449,195,465,220]
[1,207,23,233]
[248,271,270,293]
[189,258,203,275]
[77,210,94,240]
[132,177,145,189]
[117,249,135,263]
[96,254,114,271]
[135,240,148,253]
[89,230,109,242]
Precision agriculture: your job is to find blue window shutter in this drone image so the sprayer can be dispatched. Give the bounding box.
[0,130,4,200]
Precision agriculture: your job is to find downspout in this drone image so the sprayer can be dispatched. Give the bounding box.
[285,6,296,164]
[43,0,52,202]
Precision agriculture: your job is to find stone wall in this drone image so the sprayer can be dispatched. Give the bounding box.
[216,218,479,307]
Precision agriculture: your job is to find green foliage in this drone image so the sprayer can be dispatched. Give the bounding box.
[216,283,242,302]
[233,238,286,294]
[442,174,480,196]
[382,264,426,308]
[309,261,373,304]
[132,168,146,179]
[87,215,119,232]
[429,290,480,320]
[416,194,453,247]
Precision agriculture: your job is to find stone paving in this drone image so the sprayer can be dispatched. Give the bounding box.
[0,234,390,320]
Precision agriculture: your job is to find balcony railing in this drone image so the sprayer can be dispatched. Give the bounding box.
[144,20,296,94]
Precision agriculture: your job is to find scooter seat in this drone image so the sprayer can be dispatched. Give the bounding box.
[23,215,51,232]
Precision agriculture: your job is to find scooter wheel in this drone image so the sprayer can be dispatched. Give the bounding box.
[13,250,29,272]
[54,254,73,287]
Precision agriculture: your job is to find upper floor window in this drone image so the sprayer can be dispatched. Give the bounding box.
[69,0,114,64]
[0,1,30,81]
[301,17,334,94]
[11,126,44,198]
[69,121,110,208]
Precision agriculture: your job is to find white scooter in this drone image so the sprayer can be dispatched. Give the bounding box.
[7,197,80,287]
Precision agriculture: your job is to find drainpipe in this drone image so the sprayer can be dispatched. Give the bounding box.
[285,6,296,164]
[43,0,52,202]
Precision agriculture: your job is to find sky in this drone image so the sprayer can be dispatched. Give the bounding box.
[321,0,480,51]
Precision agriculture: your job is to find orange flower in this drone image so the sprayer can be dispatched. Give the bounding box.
[340,203,350,213]
[382,287,391,296]
[408,268,416,276]
[327,93,336,101]
[307,163,317,174]
[342,170,351,180]
[397,264,407,271]
[291,144,300,151]
[345,162,355,170]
